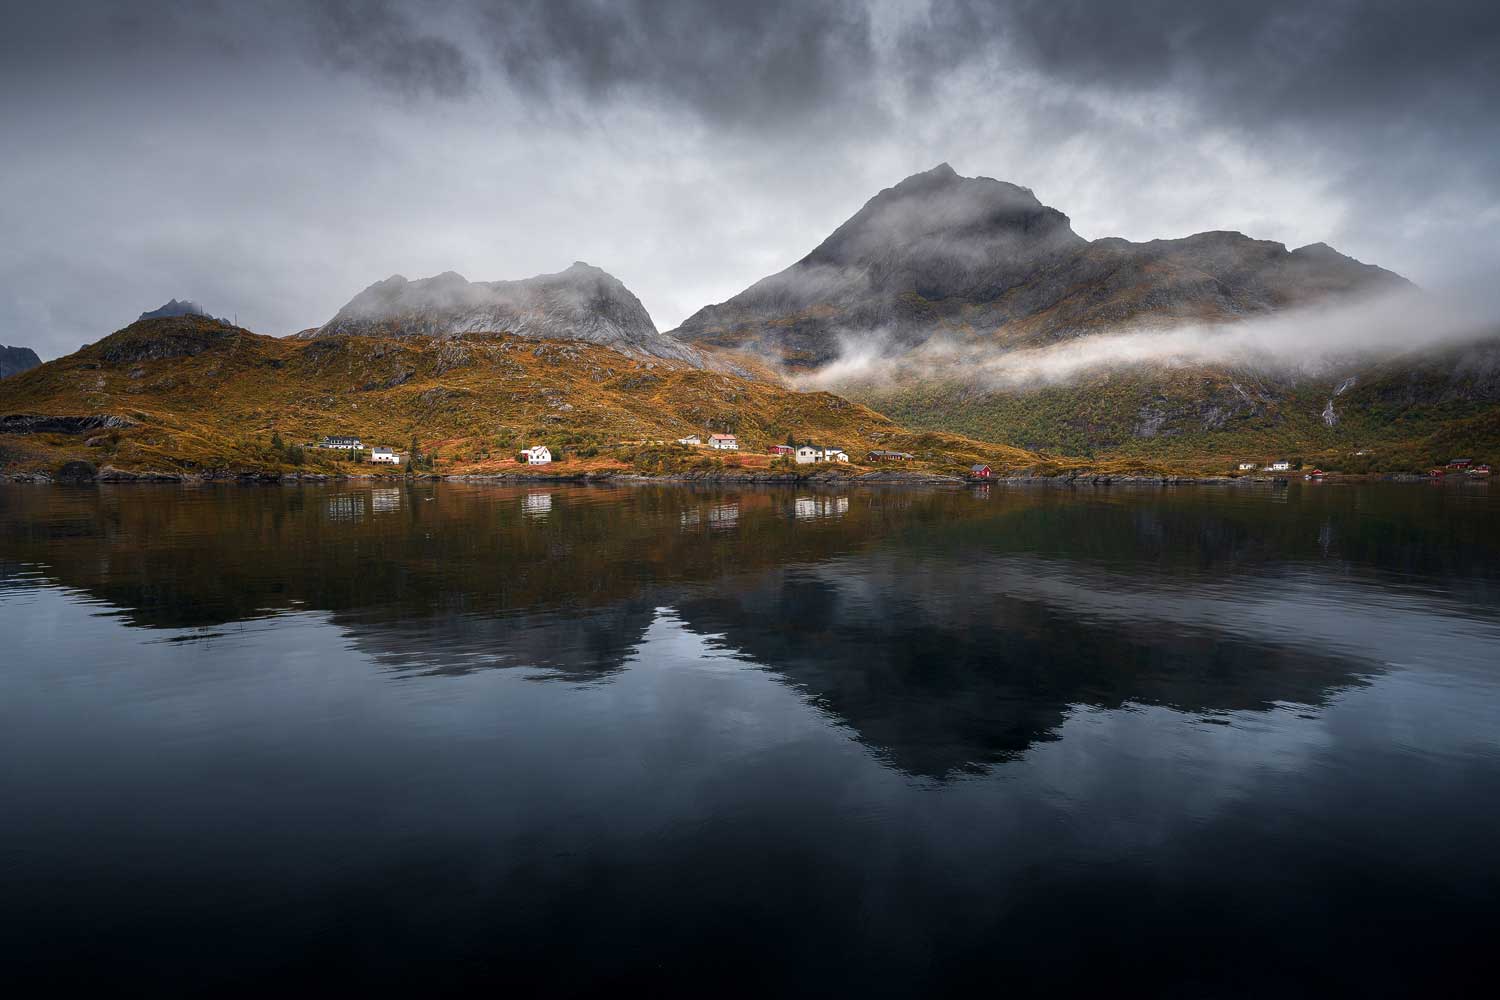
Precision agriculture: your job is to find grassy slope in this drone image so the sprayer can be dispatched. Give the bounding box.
[0,317,1048,478]
[848,351,1500,475]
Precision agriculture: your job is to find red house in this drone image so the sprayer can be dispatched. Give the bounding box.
[1448,458,1473,469]
[969,464,992,479]
[1472,464,1492,477]
[768,444,794,456]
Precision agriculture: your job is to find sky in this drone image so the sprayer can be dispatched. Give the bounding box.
[3,0,1498,361]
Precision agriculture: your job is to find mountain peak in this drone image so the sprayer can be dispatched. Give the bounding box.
[139,298,212,322]
[671,162,1407,369]
[795,164,1081,286]
[312,264,700,363]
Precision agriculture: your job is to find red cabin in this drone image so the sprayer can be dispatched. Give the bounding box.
[1448,458,1473,469]
[969,464,993,479]
[1472,464,1492,477]
[768,444,794,456]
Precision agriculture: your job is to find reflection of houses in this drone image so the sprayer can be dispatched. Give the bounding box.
[793,496,850,520]
[326,493,366,522]
[371,488,401,512]
[867,449,913,462]
[681,502,740,529]
[370,447,401,465]
[522,492,553,517]
[320,435,361,450]
[708,433,738,451]
[677,435,701,446]
[519,445,552,465]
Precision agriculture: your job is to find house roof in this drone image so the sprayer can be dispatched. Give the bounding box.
[709,433,736,440]
[970,464,990,471]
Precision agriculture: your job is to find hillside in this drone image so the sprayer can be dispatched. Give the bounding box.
[0,315,1045,480]
[307,262,699,363]
[855,339,1500,474]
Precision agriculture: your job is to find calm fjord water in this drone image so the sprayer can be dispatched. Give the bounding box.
[2,482,1498,994]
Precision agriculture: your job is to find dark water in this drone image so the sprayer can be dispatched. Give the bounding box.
[2,481,1498,995]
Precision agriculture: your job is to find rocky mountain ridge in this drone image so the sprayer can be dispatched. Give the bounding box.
[670,163,1409,367]
[306,262,700,364]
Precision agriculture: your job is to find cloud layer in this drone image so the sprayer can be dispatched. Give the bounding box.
[802,283,1500,393]
[2,1,1497,360]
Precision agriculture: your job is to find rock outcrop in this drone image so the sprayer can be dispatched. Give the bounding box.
[1,344,42,378]
[138,299,228,323]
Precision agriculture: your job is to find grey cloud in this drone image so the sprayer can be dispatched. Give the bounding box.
[474,0,879,129]
[308,0,477,99]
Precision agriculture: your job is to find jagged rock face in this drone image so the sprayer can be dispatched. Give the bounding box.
[1,344,42,378]
[671,164,1409,368]
[310,262,700,364]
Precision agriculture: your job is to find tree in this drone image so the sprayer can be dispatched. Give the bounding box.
[270,430,284,452]
[785,431,796,447]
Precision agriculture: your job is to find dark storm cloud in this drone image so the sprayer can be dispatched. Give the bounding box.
[309,0,478,99]
[465,0,880,130]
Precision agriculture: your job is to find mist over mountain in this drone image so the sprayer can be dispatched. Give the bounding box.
[1,344,42,379]
[671,163,1410,369]
[308,262,700,364]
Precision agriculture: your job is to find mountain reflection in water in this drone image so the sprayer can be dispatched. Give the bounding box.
[1,481,1498,993]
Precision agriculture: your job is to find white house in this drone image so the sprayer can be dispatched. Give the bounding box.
[521,445,552,465]
[677,434,701,446]
[370,447,401,465]
[1266,460,1291,472]
[796,445,849,464]
[708,433,738,450]
[320,435,362,450]
[1237,462,1256,471]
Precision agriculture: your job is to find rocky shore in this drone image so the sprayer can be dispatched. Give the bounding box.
[1,462,1466,488]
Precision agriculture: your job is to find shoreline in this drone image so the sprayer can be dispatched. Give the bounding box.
[0,466,1468,487]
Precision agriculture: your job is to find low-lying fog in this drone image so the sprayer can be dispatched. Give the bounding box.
[797,284,1500,390]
